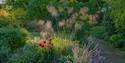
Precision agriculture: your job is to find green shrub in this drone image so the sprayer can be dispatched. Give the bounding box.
[11,8,27,21]
[0,46,11,63]
[109,0,125,33]
[54,31,76,40]
[8,36,77,63]
[0,16,22,28]
[0,26,30,63]
[0,26,29,50]
[8,44,40,63]
[0,9,24,27]
[110,34,125,48]
[52,37,76,54]
[90,26,109,40]
[8,43,53,63]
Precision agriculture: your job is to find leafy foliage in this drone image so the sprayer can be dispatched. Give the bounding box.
[109,0,125,33]
[7,37,76,63]
[90,26,109,39]
[0,26,29,63]
[8,44,40,63]
[6,0,58,19]
[0,0,125,63]
[0,9,26,27]
[103,0,125,49]
[110,34,125,48]
[0,26,29,49]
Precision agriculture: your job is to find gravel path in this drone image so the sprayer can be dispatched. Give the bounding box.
[88,37,125,63]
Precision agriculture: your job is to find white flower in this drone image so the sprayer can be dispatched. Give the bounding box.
[74,23,82,31]
[58,7,64,13]
[40,32,48,38]
[68,7,74,14]
[37,19,45,26]
[59,20,65,27]
[88,15,98,25]
[71,13,79,19]
[47,5,59,16]
[45,21,54,32]
[79,7,89,16]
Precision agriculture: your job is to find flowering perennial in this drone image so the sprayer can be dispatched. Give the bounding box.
[38,38,53,48]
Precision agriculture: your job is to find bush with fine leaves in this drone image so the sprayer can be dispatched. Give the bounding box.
[90,26,109,40]
[109,0,125,33]
[0,26,29,49]
[0,26,29,63]
[110,34,125,48]
[8,44,41,63]
[0,45,11,63]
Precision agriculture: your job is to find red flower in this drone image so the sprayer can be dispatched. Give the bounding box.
[38,43,42,46]
[38,39,53,49]
[43,40,46,44]
[38,43,44,48]
[41,45,44,48]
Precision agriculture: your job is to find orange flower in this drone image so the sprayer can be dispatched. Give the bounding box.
[38,39,53,49]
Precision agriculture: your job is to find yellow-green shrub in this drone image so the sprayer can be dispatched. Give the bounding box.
[52,37,78,54]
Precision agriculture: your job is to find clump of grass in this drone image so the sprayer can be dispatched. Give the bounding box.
[68,36,106,63]
[52,37,78,54]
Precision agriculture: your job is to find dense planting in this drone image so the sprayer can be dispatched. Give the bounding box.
[0,0,125,63]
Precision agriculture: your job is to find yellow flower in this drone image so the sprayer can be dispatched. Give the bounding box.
[0,9,10,17]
